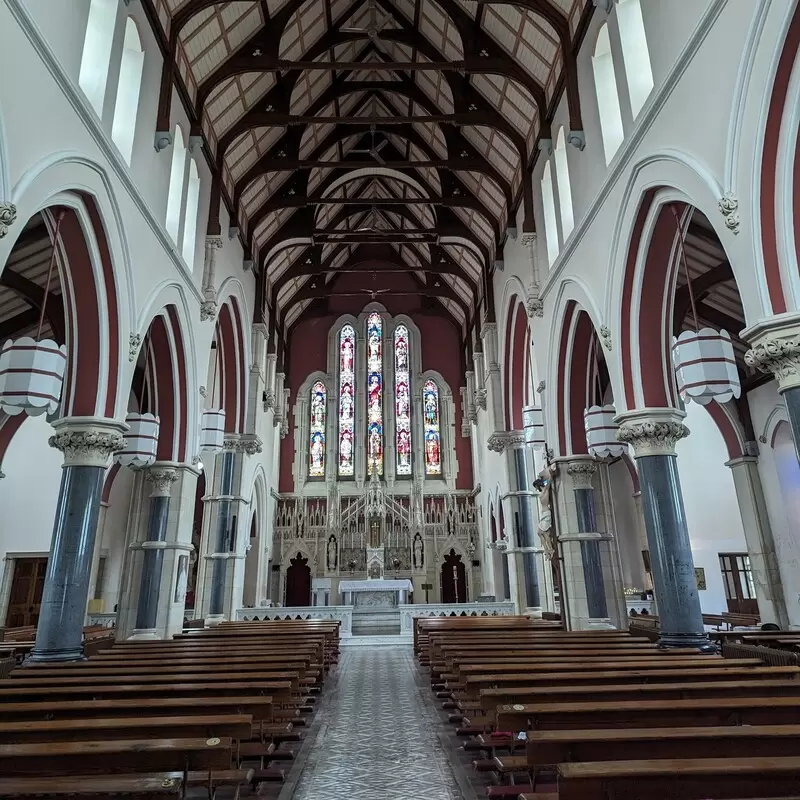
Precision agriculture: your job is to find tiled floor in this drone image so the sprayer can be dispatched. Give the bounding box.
[284,647,466,800]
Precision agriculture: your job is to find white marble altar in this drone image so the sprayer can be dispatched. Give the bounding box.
[339,578,414,606]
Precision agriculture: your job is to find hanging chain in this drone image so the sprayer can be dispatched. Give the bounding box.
[36,211,65,342]
[670,204,700,332]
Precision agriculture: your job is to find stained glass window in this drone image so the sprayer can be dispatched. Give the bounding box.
[338,325,355,476]
[309,381,326,478]
[394,325,412,475]
[366,312,383,475]
[423,379,442,475]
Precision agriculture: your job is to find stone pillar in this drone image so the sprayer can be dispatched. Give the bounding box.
[131,465,179,638]
[726,454,788,628]
[617,408,714,651]
[508,445,541,611]
[209,450,236,619]
[744,317,800,462]
[29,418,127,662]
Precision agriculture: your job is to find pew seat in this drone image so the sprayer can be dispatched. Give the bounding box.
[556,757,800,800]
[0,774,184,798]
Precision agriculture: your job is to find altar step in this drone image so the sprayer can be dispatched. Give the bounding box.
[351,609,401,637]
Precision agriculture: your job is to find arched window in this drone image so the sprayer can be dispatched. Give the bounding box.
[79,0,117,115]
[338,325,355,477]
[165,127,187,243]
[554,128,574,239]
[540,161,560,266]
[366,312,384,476]
[617,0,654,118]
[111,18,144,165]
[592,24,625,164]
[309,381,326,478]
[423,380,441,476]
[394,325,412,476]
[182,159,201,265]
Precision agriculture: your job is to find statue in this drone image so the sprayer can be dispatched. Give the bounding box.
[534,464,556,560]
[413,533,424,569]
[327,535,337,571]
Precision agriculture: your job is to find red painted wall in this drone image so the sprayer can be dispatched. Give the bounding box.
[279,273,473,491]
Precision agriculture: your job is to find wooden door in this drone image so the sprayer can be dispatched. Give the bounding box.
[5,558,47,628]
[719,553,759,615]
[285,554,311,607]
[440,549,467,604]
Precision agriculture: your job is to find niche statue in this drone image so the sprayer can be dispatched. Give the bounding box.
[327,535,337,571]
[413,533,424,569]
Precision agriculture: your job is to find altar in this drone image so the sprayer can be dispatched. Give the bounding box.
[339,579,414,607]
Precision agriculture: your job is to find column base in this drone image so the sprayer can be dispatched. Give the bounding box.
[657,631,718,653]
[127,628,160,641]
[523,607,543,618]
[205,614,226,627]
[26,646,86,664]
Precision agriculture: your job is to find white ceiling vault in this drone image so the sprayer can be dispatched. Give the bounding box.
[145,0,593,336]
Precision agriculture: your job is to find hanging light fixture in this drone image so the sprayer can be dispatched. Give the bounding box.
[522,404,545,450]
[0,212,68,417]
[669,206,740,406]
[200,408,225,452]
[584,405,626,457]
[116,412,160,469]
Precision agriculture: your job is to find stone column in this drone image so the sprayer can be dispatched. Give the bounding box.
[744,317,800,462]
[616,408,714,651]
[726,454,788,628]
[209,449,237,619]
[131,465,179,638]
[568,461,608,619]
[508,444,541,611]
[29,417,127,662]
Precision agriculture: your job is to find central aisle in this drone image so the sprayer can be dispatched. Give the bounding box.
[288,647,464,800]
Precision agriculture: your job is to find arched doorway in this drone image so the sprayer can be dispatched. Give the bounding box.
[441,549,467,603]
[285,554,311,607]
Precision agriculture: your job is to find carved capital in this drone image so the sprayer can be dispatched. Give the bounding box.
[487,431,524,453]
[475,388,487,410]
[520,232,537,248]
[526,289,544,319]
[566,460,597,490]
[146,467,179,497]
[205,235,224,250]
[745,335,800,392]
[49,417,127,468]
[718,192,740,235]
[0,202,18,239]
[616,408,689,457]
[223,434,263,455]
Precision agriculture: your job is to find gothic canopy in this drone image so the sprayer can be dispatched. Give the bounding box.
[145,0,592,335]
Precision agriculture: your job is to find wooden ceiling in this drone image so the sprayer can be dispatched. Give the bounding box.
[142,0,592,338]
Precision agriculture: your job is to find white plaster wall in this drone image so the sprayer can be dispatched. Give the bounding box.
[0,415,62,562]
[98,466,135,611]
[675,402,749,615]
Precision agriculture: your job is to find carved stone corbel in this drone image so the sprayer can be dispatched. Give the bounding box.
[0,202,18,239]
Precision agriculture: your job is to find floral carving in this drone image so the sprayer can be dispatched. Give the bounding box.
[49,426,127,468]
[146,467,178,496]
[566,460,597,489]
[745,335,800,391]
[617,420,689,457]
[718,192,740,235]
[599,325,612,351]
[0,202,17,238]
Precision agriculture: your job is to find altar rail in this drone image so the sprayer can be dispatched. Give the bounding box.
[235,601,515,637]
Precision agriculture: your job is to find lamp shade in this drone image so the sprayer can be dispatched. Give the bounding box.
[0,338,67,417]
[522,404,545,450]
[115,413,160,469]
[584,404,625,458]
[672,328,740,405]
[200,408,225,453]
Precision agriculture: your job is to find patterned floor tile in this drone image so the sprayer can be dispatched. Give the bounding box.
[288,647,464,800]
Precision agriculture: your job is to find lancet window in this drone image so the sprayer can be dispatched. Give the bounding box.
[366,312,384,476]
[394,325,412,475]
[309,381,326,478]
[338,325,356,476]
[423,380,442,475]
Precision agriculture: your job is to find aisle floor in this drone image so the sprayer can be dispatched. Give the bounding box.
[283,647,466,800]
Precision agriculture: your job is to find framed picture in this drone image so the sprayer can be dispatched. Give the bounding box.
[174,555,189,603]
[695,567,706,591]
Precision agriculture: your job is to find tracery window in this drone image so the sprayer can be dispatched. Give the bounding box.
[366,312,384,476]
[423,380,441,475]
[394,325,412,475]
[309,381,326,478]
[338,325,355,477]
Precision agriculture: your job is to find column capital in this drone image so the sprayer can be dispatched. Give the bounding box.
[615,408,688,457]
[487,430,525,453]
[49,417,128,468]
[145,465,179,497]
[565,459,598,489]
[223,433,263,455]
[742,314,800,392]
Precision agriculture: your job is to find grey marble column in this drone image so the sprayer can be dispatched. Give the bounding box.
[29,418,126,663]
[209,450,236,616]
[568,463,608,619]
[134,466,178,633]
[617,408,714,652]
[511,447,540,608]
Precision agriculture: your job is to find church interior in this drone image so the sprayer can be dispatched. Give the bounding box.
[2,0,800,797]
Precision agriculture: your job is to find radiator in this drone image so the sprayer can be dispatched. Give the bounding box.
[722,642,800,666]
